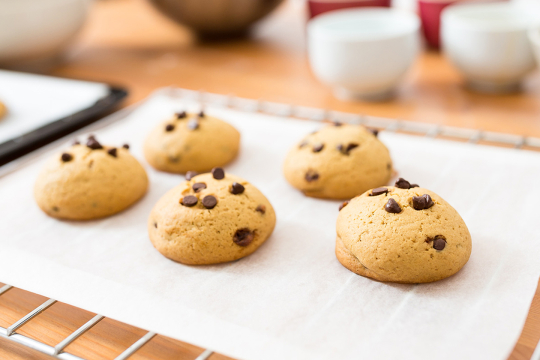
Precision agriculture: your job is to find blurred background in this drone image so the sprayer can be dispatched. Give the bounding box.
[1,0,540,134]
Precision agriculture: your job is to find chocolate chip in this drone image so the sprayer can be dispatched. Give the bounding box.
[412,195,426,210]
[61,153,72,162]
[52,206,59,212]
[425,194,435,208]
[428,236,447,250]
[256,205,266,214]
[168,155,181,163]
[312,143,324,152]
[72,140,80,146]
[370,187,388,196]
[338,143,359,155]
[395,178,411,189]
[299,141,308,149]
[233,228,254,246]
[333,121,342,127]
[412,194,434,210]
[346,143,359,152]
[154,222,158,228]
[230,182,245,194]
[370,128,379,137]
[339,201,349,211]
[305,170,319,182]
[385,198,401,213]
[185,171,198,180]
[107,148,117,158]
[176,111,187,119]
[192,182,207,192]
[187,118,199,130]
[86,137,103,150]
[198,110,205,118]
[122,144,130,150]
[387,163,392,170]
[181,195,198,207]
[165,124,175,132]
[410,184,419,188]
[202,195,217,209]
[433,237,446,250]
[211,167,225,180]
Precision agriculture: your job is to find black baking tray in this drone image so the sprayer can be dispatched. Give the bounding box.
[0,86,128,167]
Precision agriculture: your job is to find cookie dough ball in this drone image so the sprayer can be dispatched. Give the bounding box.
[34,136,148,220]
[336,178,472,283]
[283,123,392,200]
[144,111,240,174]
[148,168,276,265]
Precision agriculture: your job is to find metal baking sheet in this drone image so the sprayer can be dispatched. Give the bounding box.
[0,70,127,166]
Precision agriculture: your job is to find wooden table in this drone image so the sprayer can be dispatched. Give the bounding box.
[2,0,540,359]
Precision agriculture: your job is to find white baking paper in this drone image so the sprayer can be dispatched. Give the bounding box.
[0,70,109,144]
[0,91,539,360]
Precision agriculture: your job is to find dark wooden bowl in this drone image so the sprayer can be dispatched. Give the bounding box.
[148,0,284,38]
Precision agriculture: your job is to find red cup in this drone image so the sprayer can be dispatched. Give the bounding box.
[308,0,391,19]
[418,0,457,49]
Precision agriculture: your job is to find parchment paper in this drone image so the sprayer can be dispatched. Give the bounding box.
[1,91,539,360]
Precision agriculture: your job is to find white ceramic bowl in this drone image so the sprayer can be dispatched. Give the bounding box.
[0,0,91,71]
[441,2,537,93]
[307,8,420,101]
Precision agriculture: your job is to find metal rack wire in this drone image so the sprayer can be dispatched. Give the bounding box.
[2,88,540,359]
[164,87,540,150]
[0,285,212,360]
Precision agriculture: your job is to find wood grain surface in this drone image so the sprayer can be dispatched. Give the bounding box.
[1,0,540,359]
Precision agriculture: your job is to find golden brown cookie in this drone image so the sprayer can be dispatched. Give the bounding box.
[148,168,276,265]
[34,136,148,220]
[283,123,392,200]
[143,111,240,174]
[336,178,472,283]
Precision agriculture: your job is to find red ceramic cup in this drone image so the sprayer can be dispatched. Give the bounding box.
[418,0,458,49]
[308,0,391,19]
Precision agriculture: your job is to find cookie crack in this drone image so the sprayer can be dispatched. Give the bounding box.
[340,236,383,276]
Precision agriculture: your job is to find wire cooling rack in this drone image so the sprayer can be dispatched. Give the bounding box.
[0,286,212,360]
[1,87,540,360]
[0,284,213,360]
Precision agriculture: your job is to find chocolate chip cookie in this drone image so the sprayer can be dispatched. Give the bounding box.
[336,178,472,283]
[148,168,276,265]
[143,111,240,174]
[34,136,148,220]
[283,123,392,199]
